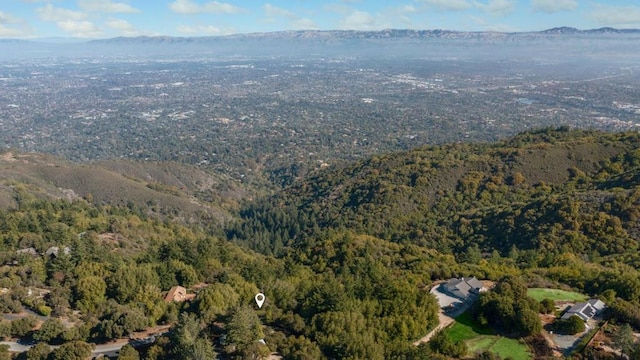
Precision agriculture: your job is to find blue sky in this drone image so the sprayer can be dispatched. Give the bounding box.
[1,0,640,38]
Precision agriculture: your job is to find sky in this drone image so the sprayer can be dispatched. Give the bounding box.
[1,0,640,39]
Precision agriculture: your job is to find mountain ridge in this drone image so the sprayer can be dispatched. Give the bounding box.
[3,26,637,59]
[0,151,252,223]
[3,27,639,44]
[89,27,640,44]
[227,128,640,256]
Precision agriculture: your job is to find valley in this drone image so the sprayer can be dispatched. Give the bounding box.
[0,29,640,359]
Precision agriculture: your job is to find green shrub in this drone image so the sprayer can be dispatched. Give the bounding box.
[36,305,52,316]
[539,299,555,314]
[553,315,585,335]
[11,317,37,337]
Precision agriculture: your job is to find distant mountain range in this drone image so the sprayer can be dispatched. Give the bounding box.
[89,27,640,44]
[539,26,640,35]
[1,27,638,60]
[1,27,639,45]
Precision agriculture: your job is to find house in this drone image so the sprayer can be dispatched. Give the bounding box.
[45,246,71,257]
[164,286,195,302]
[442,277,486,300]
[561,299,606,322]
[587,299,606,312]
[465,277,485,292]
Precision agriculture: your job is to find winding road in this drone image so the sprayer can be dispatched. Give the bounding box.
[1,339,130,357]
[1,326,168,358]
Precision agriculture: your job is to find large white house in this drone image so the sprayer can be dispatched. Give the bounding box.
[441,277,485,300]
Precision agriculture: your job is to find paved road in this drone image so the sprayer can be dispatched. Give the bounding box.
[1,309,48,322]
[0,341,32,352]
[1,339,143,358]
[413,284,473,346]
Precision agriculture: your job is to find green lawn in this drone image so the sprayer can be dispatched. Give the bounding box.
[447,312,493,342]
[527,288,587,302]
[466,336,531,360]
[466,336,495,351]
[446,312,531,360]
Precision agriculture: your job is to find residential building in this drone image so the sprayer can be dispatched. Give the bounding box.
[561,299,606,322]
[442,277,485,300]
[164,286,195,302]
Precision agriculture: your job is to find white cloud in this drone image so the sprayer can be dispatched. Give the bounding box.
[329,3,428,30]
[0,11,31,38]
[292,18,318,29]
[419,0,516,15]
[36,4,87,22]
[469,14,511,31]
[35,4,106,37]
[474,0,517,16]
[532,0,578,13]
[590,4,640,27]
[324,4,351,15]
[169,0,243,14]
[176,24,235,35]
[105,18,138,36]
[0,25,27,37]
[78,0,139,13]
[262,4,319,30]
[420,0,473,11]
[0,11,19,24]
[264,3,296,19]
[393,5,422,25]
[57,20,102,37]
[338,10,381,30]
[397,5,420,14]
[330,4,425,30]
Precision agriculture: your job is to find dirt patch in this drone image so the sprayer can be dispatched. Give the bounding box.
[526,334,556,358]
[98,233,125,245]
[1,152,16,162]
[540,313,555,326]
[129,324,172,340]
[539,328,564,358]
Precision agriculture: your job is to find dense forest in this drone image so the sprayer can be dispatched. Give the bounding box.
[0,193,446,359]
[2,128,640,359]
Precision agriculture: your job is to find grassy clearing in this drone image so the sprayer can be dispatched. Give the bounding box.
[467,336,495,351]
[490,337,531,360]
[447,312,493,342]
[446,312,531,360]
[465,335,531,359]
[527,288,587,302]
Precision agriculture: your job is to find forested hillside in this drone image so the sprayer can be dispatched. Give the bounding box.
[229,128,640,316]
[0,195,449,359]
[3,128,640,359]
[230,128,640,256]
[0,151,261,225]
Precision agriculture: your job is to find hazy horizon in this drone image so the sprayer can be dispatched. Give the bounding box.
[2,0,640,39]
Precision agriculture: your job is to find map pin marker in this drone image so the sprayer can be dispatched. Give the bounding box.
[255,293,265,309]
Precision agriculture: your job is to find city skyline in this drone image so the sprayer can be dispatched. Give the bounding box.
[1,0,640,39]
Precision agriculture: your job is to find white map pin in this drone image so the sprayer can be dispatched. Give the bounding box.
[255,293,265,309]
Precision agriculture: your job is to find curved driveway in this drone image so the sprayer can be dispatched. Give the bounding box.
[2,339,136,358]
